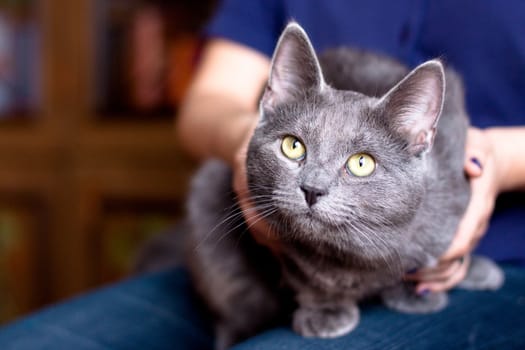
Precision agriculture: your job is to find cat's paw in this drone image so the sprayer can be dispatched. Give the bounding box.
[292,304,359,338]
[382,286,448,314]
[458,255,504,291]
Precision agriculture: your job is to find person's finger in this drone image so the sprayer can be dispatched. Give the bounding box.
[415,256,470,294]
[463,127,487,178]
[232,130,281,252]
[440,217,476,261]
[405,258,463,282]
[440,176,488,261]
[464,156,483,178]
[233,165,265,232]
[235,176,280,250]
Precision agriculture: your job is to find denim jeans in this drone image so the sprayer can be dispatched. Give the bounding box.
[0,266,524,350]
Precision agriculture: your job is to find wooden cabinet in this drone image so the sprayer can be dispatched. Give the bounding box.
[0,0,212,323]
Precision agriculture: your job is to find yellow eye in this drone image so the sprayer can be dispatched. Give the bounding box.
[346,153,376,177]
[281,135,306,160]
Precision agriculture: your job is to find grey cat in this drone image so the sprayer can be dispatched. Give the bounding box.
[184,23,504,349]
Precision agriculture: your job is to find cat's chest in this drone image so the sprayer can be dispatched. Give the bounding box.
[280,250,397,299]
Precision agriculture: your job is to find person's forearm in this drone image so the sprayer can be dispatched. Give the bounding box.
[176,93,258,165]
[174,39,270,166]
[486,126,525,192]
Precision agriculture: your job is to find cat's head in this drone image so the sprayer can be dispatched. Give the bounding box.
[246,23,445,263]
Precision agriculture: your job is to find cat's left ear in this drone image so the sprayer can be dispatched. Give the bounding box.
[377,60,445,156]
[260,22,325,112]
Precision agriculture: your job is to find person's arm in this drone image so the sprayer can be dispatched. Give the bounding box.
[409,126,525,293]
[440,126,525,263]
[176,39,271,166]
[176,38,280,251]
[486,127,525,192]
[176,40,277,249]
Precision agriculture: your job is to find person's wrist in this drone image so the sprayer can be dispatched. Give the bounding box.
[230,114,259,166]
[484,127,510,193]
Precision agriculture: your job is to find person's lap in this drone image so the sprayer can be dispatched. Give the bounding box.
[0,265,524,350]
[234,264,525,349]
[0,269,213,350]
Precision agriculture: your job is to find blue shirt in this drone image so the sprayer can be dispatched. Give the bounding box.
[205,0,525,264]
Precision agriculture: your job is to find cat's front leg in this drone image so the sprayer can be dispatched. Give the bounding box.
[292,292,360,338]
[189,239,284,350]
[457,255,504,290]
[381,282,448,314]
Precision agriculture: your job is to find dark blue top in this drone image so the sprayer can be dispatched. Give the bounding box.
[205,0,525,264]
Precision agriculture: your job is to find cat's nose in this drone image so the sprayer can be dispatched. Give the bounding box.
[300,185,327,207]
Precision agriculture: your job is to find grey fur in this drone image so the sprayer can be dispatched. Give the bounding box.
[182,23,503,349]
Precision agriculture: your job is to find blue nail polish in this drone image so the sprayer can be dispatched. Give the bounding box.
[418,289,431,296]
[406,268,418,274]
[470,157,483,170]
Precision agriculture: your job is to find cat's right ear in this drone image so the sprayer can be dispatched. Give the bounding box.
[260,22,325,112]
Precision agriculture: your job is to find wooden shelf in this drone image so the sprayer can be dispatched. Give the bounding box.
[0,0,206,321]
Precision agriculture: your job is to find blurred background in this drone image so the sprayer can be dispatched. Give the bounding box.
[0,0,216,323]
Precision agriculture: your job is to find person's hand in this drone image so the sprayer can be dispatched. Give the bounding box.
[232,118,282,253]
[406,127,500,294]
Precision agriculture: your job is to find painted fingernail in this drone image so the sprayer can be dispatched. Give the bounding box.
[470,157,483,170]
[418,289,431,297]
[406,268,418,274]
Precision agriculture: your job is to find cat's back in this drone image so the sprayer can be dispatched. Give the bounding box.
[319,48,408,95]
[320,47,467,112]
[188,159,233,222]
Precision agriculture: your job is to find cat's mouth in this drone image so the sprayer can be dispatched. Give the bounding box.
[306,208,345,228]
[260,194,351,233]
[276,203,346,231]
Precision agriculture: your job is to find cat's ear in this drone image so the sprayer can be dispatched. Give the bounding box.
[260,22,324,111]
[378,60,445,155]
